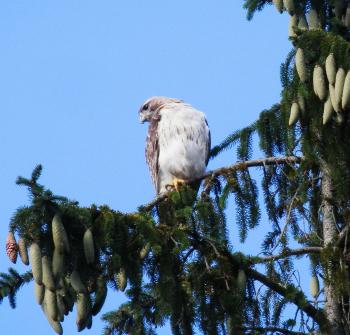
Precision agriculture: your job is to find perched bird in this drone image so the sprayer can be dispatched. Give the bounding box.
[139,96,211,194]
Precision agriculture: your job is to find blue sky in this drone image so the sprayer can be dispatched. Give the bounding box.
[0,1,292,334]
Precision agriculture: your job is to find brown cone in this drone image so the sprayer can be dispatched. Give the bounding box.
[6,232,18,264]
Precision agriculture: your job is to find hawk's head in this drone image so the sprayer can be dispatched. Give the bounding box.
[139,96,183,123]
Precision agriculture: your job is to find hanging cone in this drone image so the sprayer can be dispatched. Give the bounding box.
[289,102,300,126]
[92,277,107,316]
[76,293,91,332]
[342,70,350,110]
[60,295,70,316]
[56,280,65,291]
[63,288,75,313]
[42,299,63,335]
[283,0,295,15]
[18,238,29,265]
[335,112,344,124]
[237,270,247,293]
[139,243,151,260]
[298,14,309,30]
[86,314,93,330]
[297,94,306,116]
[83,229,95,265]
[345,4,350,28]
[116,267,127,292]
[59,280,74,314]
[313,65,327,101]
[34,282,45,305]
[70,270,87,293]
[335,68,346,109]
[323,96,334,125]
[44,289,58,321]
[29,243,43,285]
[334,0,345,20]
[52,248,65,282]
[288,15,298,38]
[310,275,319,298]
[56,294,65,322]
[325,53,336,85]
[52,214,70,253]
[6,232,18,264]
[329,84,340,113]
[47,318,63,335]
[272,0,284,13]
[56,277,65,292]
[42,256,55,291]
[309,9,321,30]
[295,48,308,83]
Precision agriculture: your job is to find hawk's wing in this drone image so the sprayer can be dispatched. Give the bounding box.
[205,119,211,165]
[146,116,160,193]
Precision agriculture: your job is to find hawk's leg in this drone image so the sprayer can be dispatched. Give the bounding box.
[165,178,186,192]
[173,177,186,191]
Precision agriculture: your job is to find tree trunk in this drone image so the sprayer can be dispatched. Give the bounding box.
[321,165,345,335]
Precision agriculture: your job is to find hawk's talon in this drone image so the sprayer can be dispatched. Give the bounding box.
[165,178,186,192]
[165,184,175,191]
[173,178,186,192]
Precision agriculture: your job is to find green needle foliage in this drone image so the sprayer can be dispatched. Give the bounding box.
[0,269,32,309]
[3,1,350,334]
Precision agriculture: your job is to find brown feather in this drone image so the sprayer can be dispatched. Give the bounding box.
[146,112,161,193]
[205,119,211,165]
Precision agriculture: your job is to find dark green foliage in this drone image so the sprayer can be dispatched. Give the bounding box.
[5,1,350,334]
[211,124,257,159]
[6,164,320,334]
[243,0,270,20]
[0,268,32,308]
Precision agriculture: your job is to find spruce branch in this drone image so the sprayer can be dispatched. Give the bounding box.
[138,155,303,212]
[188,230,328,330]
[0,268,33,308]
[210,122,257,158]
[244,266,328,330]
[336,225,349,248]
[250,247,323,264]
[239,326,308,335]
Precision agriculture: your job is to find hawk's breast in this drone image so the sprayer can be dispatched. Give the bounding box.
[156,103,210,193]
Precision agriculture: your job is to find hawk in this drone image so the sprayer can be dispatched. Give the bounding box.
[139,96,211,194]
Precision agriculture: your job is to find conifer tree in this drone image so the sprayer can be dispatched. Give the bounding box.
[2,1,350,334]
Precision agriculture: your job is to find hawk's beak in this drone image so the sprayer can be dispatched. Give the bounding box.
[139,112,146,123]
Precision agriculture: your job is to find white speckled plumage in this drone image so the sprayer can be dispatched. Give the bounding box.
[139,97,210,194]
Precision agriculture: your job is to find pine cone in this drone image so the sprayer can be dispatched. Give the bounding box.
[116,267,127,292]
[83,229,95,265]
[323,96,334,125]
[18,238,29,265]
[6,232,18,264]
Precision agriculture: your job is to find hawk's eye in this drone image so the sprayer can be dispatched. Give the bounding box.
[143,104,149,111]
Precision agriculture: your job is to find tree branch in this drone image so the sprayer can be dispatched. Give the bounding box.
[336,225,349,248]
[244,266,328,330]
[188,231,329,330]
[138,154,327,329]
[250,247,323,264]
[239,326,308,335]
[138,155,303,212]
